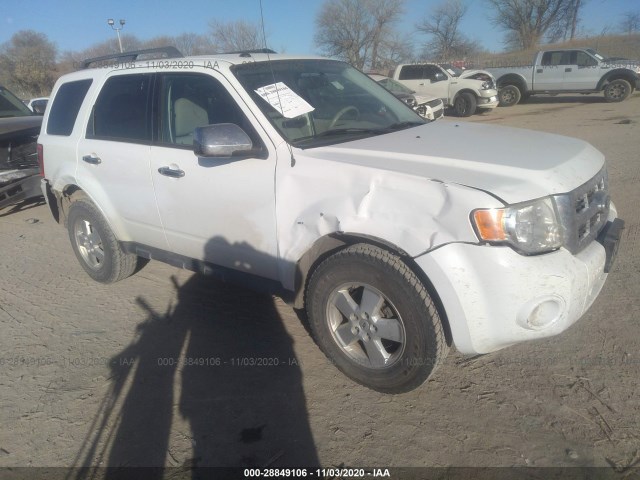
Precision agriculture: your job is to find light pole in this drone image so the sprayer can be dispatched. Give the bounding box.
[107,18,126,53]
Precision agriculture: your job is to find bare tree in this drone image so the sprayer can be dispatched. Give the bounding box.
[620,10,640,35]
[314,0,407,70]
[208,19,265,53]
[173,33,213,56]
[0,30,57,97]
[486,0,573,50]
[547,0,588,42]
[417,0,477,60]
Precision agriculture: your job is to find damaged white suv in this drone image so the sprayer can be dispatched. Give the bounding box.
[38,48,623,393]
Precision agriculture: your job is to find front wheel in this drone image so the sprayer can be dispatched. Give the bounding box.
[67,198,140,283]
[453,92,477,117]
[306,244,448,393]
[604,79,632,102]
[498,85,522,107]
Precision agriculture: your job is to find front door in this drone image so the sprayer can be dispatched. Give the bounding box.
[149,71,279,280]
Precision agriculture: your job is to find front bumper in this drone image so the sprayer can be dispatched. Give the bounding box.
[477,94,499,109]
[414,208,622,354]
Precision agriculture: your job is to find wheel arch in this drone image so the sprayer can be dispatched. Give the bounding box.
[452,88,480,102]
[597,69,637,91]
[292,233,453,347]
[496,73,528,93]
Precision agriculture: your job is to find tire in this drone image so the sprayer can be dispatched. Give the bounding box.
[603,79,632,102]
[67,198,139,283]
[453,92,477,117]
[306,244,448,393]
[498,85,522,107]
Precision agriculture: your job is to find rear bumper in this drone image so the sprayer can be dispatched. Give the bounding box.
[0,169,41,209]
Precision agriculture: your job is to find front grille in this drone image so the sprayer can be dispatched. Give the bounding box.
[426,99,442,108]
[554,166,609,254]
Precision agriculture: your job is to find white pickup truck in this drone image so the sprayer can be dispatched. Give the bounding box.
[487,48,640,106]
[391,63,499,116]
[39,48,623,393]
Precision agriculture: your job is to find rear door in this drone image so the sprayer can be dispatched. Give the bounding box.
[76,72,167,249]
[534,51,570,90]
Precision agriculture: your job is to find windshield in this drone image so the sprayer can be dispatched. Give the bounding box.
[440,64,463,77]
[232,59,425,148]
[0,86,34,118]
[376,77,414,95]
[586,49,605,61]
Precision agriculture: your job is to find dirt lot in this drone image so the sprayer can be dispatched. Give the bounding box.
[1,93,639,477]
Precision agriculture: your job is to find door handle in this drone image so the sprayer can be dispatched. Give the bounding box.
[158,166,185,178]
[82,154,101,165]
[565,67,572,72]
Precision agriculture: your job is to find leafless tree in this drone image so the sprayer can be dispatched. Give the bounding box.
[208,19,265,53]
[547,0,588,42]
[416,0,477,60]
[486,0,573,50]
[0,30,57,97]
[173,33,213,56]
[314,0,407,70]
[620,10,640,35]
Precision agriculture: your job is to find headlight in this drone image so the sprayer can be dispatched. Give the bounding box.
[472,198,562,254]
[403,97,417,107]
[481,80,494,90]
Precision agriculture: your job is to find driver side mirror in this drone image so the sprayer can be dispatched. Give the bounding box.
[193,123,253,158]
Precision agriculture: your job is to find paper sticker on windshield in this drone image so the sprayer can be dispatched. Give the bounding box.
[254,82,314,118]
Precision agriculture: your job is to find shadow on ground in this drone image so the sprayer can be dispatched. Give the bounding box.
[70,245,319,478]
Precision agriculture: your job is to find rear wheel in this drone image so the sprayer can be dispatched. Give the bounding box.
[603,79,632,102]
[306,244,448,393]
[453,92,477,117]
[498,85,522,107]
[67,198,139,283]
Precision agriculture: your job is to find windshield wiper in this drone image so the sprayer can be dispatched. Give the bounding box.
[385,121,425,131]
[314,127,387,139]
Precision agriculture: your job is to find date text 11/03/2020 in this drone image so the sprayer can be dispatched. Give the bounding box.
[243,468,391,478]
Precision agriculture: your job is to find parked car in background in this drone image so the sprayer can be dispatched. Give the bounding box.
[0,86,42,210]
[486,49,640,106]
[391,63,499,116]
[26,97,49,115]
[368,73,444,121]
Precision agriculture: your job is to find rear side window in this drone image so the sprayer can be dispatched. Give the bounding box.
[88,74,152,143]
[46,79,92,136]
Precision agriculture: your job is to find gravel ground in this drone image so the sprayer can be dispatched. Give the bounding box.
[1,92,639,477]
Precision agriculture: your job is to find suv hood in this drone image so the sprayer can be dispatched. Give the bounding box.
[296,121,604,205]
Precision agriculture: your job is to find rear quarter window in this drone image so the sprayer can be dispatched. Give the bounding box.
[46,79,93,136]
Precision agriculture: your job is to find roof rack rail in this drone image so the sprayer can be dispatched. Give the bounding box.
[82,47,183,69]
[223,48,277,57]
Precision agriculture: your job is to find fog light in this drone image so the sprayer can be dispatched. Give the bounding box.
[517,296,565,330]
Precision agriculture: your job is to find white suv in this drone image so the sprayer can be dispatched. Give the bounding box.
[38,48,623,393]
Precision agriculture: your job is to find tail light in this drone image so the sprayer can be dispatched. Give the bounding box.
[37,143,44,177]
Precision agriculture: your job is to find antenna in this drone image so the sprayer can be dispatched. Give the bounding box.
[259,0,296,167]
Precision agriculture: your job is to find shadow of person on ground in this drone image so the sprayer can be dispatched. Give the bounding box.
[72,239,319,479]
